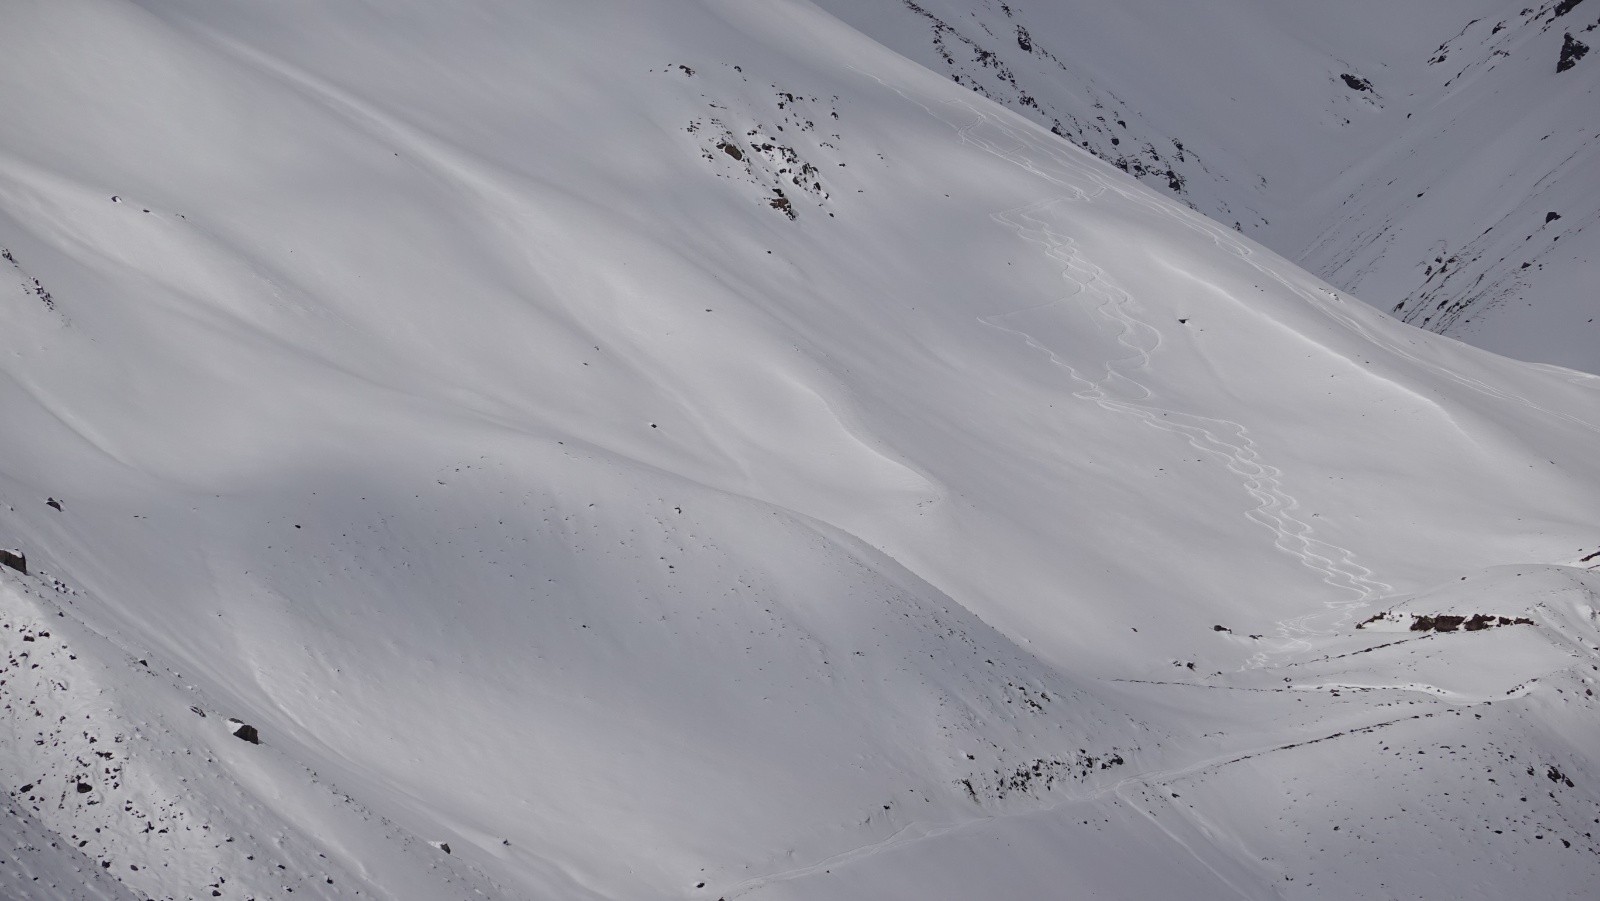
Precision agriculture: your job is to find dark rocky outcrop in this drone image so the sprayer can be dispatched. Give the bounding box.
[767,191,795,218]
[1409,613,1534,633]
[1557,33,1589,73]
[227,719,261,744]
[0,549,25,574]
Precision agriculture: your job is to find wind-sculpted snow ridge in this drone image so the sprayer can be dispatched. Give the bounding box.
[910,88,1600,440]
[3,2,1600,899]
[834,0,1600,373]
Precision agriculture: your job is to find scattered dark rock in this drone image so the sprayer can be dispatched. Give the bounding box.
[717,141,744,161]
[1340,73,1374,92]
[1213,624,1231,633]
[1554,0,1586,17]
[1558,33,1589,73]
[1016,25,1032,53]
[1546,211,1562,223]
[968,748,1127,801]
[46,498,62,511]
[0,549,25,574]
[431,841,452,854]
[75,782,92,794]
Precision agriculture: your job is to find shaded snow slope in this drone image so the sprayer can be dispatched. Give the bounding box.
[1,1,1599,898]
[818,0,1600,371]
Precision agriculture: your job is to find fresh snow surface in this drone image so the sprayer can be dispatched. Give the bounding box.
[816,0,1600,372]
[0,1,1598,899]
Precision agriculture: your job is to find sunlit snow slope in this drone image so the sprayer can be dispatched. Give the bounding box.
[817,0,1600,372]
[2,2,1599,899]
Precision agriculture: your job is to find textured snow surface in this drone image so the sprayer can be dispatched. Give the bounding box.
[1,1,1598,898]
[819,0,1600,372]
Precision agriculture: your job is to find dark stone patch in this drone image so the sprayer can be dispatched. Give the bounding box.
[0,549,24,574]
[1558,33,1589,72]
[967,748,1128,801]
[767,191,795,219]
[1409,613,1535,632]
[1340,73,1374,92]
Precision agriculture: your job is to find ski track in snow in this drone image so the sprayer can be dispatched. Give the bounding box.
[855,67,1600,667]
[727,694,1463,899]
[981,199,1389,647]
[854,72,1395,663]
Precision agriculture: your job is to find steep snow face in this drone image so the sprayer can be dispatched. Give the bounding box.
[818,0,1600,371]
[1,1,1599,898]
[1299,2,1600,372]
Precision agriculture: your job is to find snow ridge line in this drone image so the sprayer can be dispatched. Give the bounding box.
[932,92,1600,439]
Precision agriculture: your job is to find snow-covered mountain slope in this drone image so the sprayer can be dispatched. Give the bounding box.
[1,1,1599,898]
[817,0,1600,372]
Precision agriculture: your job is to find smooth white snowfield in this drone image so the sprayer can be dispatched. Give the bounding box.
[0,1,1598,899]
